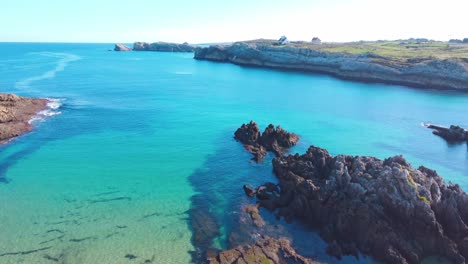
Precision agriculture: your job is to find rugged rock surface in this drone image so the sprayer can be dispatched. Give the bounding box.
[195,42,468,91]
[234,121,299,162]
[114,43,132,51]
[247,144,468,264]
[208,236,317,264]
[0,93,48,144]
[133,42,194,52]
[425,124,468,142]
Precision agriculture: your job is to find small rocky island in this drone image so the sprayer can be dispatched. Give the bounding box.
[114,42,195,52]
[424,123,468,142]
[234,121,299,162]
[0,93,48,145]
[233,121,468,264]
[194,39,468,91]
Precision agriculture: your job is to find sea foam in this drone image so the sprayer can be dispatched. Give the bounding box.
[28,98,64,124]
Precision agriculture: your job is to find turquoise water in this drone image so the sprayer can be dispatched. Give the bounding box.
[0,43,467,263]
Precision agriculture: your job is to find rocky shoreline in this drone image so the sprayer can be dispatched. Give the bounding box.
[424,123,468,143]
[114,42,195,52]
[194,41,468,91]
[0,93,48,145]
[233,121,468,264]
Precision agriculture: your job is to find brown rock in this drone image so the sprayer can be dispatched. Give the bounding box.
[208,236,318,264]
[0,93,48,145]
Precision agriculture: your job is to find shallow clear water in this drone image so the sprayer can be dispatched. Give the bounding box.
[0,43,467,263]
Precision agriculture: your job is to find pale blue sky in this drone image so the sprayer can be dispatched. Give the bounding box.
[1,0,467,43]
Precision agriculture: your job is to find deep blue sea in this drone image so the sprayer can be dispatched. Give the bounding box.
[0,43,467,263]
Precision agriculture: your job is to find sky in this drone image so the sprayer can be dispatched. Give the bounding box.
[1,0,467,43]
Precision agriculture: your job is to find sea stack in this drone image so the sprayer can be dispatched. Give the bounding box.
[0,93,48,145]
[114,43,132,51]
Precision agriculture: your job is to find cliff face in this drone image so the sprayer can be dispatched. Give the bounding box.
[194,42,468,91]
[0,93,48,144]
[133,42,194,52]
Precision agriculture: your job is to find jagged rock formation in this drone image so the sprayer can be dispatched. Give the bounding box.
[133,42,194,52]
[425,124,468,142]
[246,144,468,264]
[0,93,47,144]
[114,43,132,51]
[208,236,318,264]
[194,42,468,91]
[234,121,299,162]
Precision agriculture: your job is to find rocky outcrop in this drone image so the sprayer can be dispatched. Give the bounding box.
[0,93,48,145]
[114,43,132,51]
[208,236,318,264]
[133,42,194,52]
[234,121,299,162]
[246,144,468,264]
[195,42,468,91]
[425,124,468,142]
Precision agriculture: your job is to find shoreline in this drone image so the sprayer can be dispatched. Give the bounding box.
[194,41,468,92]
[0,93,54,146]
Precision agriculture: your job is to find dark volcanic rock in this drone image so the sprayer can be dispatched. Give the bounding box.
[234,121,299,162]
[249,145,468,264]
[114,43,132,51]
[426,124,468,142]
[133,42,194,52]
[0,93,48,145]
[208,236,317,264]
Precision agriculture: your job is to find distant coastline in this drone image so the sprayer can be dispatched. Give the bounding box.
[194,39,468,91]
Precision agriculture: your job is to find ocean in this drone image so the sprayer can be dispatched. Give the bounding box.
[0,43,466,263]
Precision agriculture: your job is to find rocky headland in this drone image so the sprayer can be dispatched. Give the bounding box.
[0,93,48,145]
[424,123,468,143]
[133,42,194,52]
[194,40,468,91]
[234,121,299,162]
[235,122,468,264]
[114,43,132,51]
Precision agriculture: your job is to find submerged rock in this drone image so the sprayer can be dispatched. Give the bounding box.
[133,42,194,52]
[425,123,468,142]
[247,144,468,264]
[0,93,48,145]
[234,121,299,162]
[114,43,132,51]
[208,236,317,264]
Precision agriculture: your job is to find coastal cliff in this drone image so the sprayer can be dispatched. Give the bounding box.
[194,41,468,91]
[133,42,194,52]
[0,93,48,145]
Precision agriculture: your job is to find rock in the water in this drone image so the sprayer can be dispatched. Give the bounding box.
[133,42,194,52]
[208,236,317,264]
[0,93,48,145]
[114,43,132,51]
[234,121,299,162]
[426,124,468,142]
[248,144,468,264]
[243,204,265,228]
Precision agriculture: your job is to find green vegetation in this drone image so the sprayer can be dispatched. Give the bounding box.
[246,39,468,62]
[419,195,430,204]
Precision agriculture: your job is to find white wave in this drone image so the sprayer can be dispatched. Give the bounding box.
[175,71,193,75]
[15,52,81,90]
[28,98,64,124]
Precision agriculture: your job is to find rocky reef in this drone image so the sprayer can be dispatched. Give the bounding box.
[245,143,468,264]
[194,41,468,91]
[133,42,194,52]
[208,236,317,264]
[425,123,468,142]
[234,121,299,162]
[0,93,48,145]
[114,43,132,51]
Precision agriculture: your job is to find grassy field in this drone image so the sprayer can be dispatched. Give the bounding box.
[245,39,468,61]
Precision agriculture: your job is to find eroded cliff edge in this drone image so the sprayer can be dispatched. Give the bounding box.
[194,41,468,91]
[0,93,48,145]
